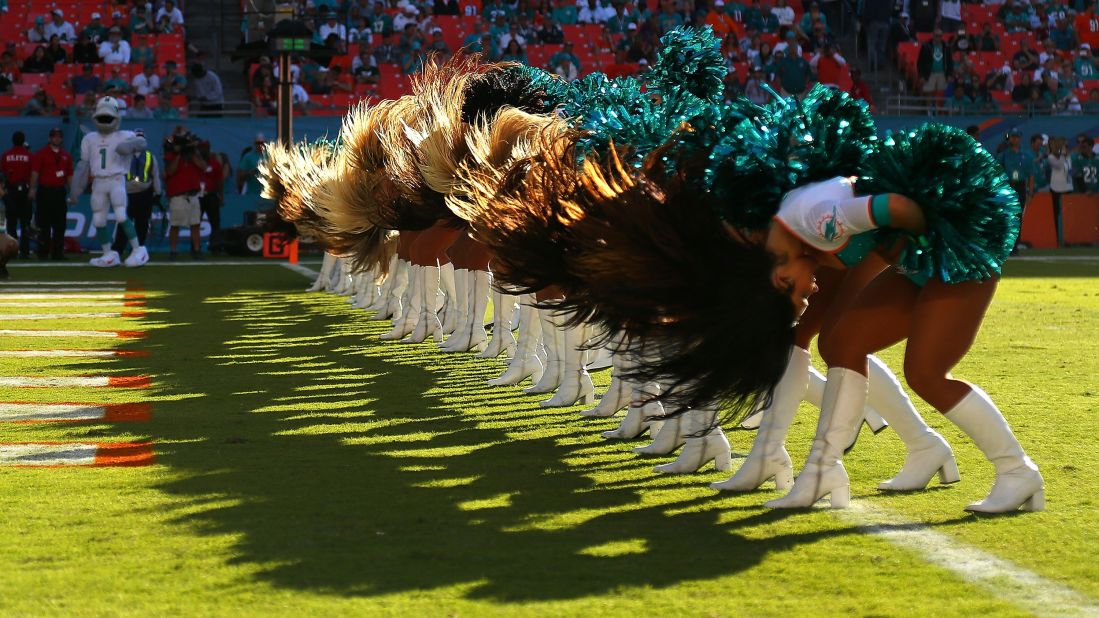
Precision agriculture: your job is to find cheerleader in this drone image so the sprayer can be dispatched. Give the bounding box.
[761,126,1043,513]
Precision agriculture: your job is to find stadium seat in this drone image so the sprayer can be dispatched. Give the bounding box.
[0,95,21,116]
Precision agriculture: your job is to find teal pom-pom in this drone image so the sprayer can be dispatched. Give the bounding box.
[647,26,727,104]
[781,84,878,183]
[512,64,572,109]
[857,123,1021,283]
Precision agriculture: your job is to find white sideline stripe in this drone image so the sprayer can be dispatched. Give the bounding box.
[0,350,124,357]
[0,443,97,466]
[0,377,111,387]
[0,330,125,338]
[281,263,320,278]
[840,503,1099,618]
[0,301,131,308]
[0,281,126,286]
[0,294,130,300]
[0,404,108,421]
[0,313,126,321]
[1011,256,1099,263]
[0,287,126,293]
[14,260,310,268]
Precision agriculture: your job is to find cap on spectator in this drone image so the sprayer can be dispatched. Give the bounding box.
[627,22,637,29]
[638,58,648,65]
[431,27,442,34]
[112,10,122,18]
[328,11,338,18]
[255,132,266,143]
[82,62,94,70]
[786,30,795,39]
[91,12,101,19]
[144,60,156,68]
[52,8,63,16]
[900,12,909,18]
[48,127,63,136]
[1008,128,1022,137]
[715,0,724,5]
[35,16,45,25]
[134,128,145,137]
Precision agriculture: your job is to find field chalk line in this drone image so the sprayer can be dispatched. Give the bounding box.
[839,502,1099,618]
[0,403,151,422]
[0,442,153,466]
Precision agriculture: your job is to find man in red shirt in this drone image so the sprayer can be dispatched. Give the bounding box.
[1,132,35,258]
[197,140,224,234]
[29,128,74,260]
[1075,5,1099,51]
[164,133,207,260]
[847,66,875,112]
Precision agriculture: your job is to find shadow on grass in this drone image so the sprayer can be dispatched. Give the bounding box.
[68,265,969,603]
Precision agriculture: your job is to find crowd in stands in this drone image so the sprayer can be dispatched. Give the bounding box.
[880,0,1099,115]
[246,0,870,116]
[0,1,201,117]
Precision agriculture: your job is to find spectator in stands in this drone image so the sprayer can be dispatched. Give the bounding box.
[848,66,874,110]
[578,0,603,24]
[551,41,583,73]
[888,12,917,63]
[1002,0,1032,33]
[951,27,972,55]
[190,62,224,115]
[132,62,160,96]
[0,52,20,84]
[804,21,833,53]
[606,4,633,33]
[1086,87,1099,112]
[745,64,771,104]
[0,70,11,95]
[1031,134,1051,193]
[162,61,188,95]
[349,18,371,43]
[553,55,579,80]
[1047,136,1073,246]
[984,63,1012,93]
[21,88,57,116]
[320,12,348,43]
[252,75,277,115]
[21,46,54,74]
[796,2,828,39]
[392,6,419,33]
[500,39,528,63]
[154,93,180,119]
[28,16,48,44]
[69,64,101,96]
[427,30,452,59]
[1013,38,1040,72]
[352,47,379,82]
[83,13,108,43]
[73,33,100,65]
[940,0,962,32]
[155,14,175,35]
[45,9,76,43]
[860,0,891,72]
[483,0,511,21]
[810,43,846,88]
[103,67,130,95]
[127,94,154,119]
[401,41,425,75]
[772,0,795,29]
[998,129,1034,207]
[538,16,566,44]
[374,37,399,64]
[499,23,526,51]
[552,0,579,25]
[976,22,1000,52]
[131,6,153,37]
[778,46,814,97]
[157,0,185,29]
[918,28,953,95]
[1051,16,1078,52]
[1025,84,1053,114]
[99,28,132,64]
[44,36,68,65]
[1074,44,1098,82]
[1012,70,1034,102]
[435,0,460,16]
[109,11,131,40]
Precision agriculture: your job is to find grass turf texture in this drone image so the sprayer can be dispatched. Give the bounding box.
[0,256,1096,616]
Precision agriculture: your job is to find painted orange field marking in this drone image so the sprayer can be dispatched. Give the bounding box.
[0,376,151,388]
[0,402,152,422]
[0,442,154,467]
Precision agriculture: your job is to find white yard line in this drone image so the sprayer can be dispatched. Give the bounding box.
[0,287,126,293]
[0,312,138,321]
[0,281,127,285]
[12,260,318,268]
[0,442,153,466]
[0,301,139,307]
[0,294,135,300]
[1011,255,1099,263]
[0,403,150,422]
[0,329,140,338]
[281,263,320,278]
[0,350,142,358]
[839,502,1099,618]
[0,376,148,388]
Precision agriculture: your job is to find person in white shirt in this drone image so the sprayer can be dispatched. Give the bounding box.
[131,62,161,96]
[351,48,377,74]
[578,0,602,24]
[319,13,348,42]
[272,58,302,84]
[595,0,616,23]
[498,25,526,50]
[156,0,185,27]
[27,17,48,43]
[99,28,132,64]
[771,0,795,26]
[44,9,77,42]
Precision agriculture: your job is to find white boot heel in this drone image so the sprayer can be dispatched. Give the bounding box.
[653,425,732,474]
[938,459,961,484]
[633,415,686,455]
[580,376,628,418]
[827,484,850,509]
[1023,489,1045,512]
[488,297,542,386]
[602,403,661,440]
[711,447,793,492]
[864,410,889,433]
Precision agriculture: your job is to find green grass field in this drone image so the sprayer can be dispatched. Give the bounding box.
[0,254,1096,617]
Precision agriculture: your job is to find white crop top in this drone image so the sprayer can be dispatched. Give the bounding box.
[773,177,881,253]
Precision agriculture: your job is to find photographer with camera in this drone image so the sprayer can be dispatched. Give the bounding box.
[1048,136,1073,248]
[164,128,206,260]
[198,140,223,233]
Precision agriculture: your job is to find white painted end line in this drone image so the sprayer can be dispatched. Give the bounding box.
[0,329,143,338]
[0,294,136,300]
[0,301,142,308]
[281,263,320,279]
[0,442,154,466]
[0,376,149,388]
[839,502,1099,618]
[0,287,127,293]
[0,403,151,422]
[0,312,144,321]
[0,350,146,358]
[0,281,127,286]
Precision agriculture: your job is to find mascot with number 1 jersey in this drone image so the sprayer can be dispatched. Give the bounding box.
[70,96,150,267]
